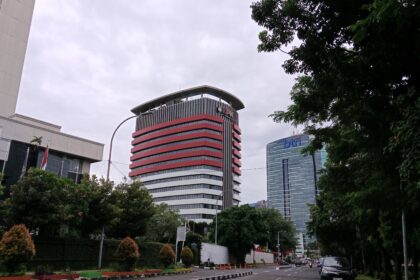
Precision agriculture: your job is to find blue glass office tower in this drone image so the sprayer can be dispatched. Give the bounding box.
[266,134,323,247]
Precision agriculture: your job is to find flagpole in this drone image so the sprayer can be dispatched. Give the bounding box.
[59,157,65,177]
[74,163,79,184]
[0,160,6,183]
[20,147,30,179]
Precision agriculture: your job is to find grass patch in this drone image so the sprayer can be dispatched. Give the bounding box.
[78,271,102,278]
[356,275,379,280]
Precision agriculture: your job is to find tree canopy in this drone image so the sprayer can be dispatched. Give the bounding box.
[251,0,419,278]
[213,205,295,263]
[143,203,183,243]
[0,169,156,239]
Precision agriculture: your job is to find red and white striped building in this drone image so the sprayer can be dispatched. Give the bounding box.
[129,85,244,223]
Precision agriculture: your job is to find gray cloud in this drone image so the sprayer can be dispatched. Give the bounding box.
[18,0,298,204]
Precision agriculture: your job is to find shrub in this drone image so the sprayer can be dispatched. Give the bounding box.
[0,224,35,274]
[115,237,140,271]
[180,246,193,267]
[159,244,175,268]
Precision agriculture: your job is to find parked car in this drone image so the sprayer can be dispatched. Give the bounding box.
[318,257,325,274]
[319,256,357,280]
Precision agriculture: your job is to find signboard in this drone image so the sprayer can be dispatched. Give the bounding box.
[176,226,186,242]
[282,136,302,149]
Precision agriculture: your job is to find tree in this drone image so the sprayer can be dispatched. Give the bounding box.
[255,208,296,252]
[0,224,35,274]
[144,203,183,243]
[115,237,140,271]
[1,169,89,237]
[159,244,175,268]
[180,246,194,267]
[187,221,209,236]
[79,175,121,237]
[185,231,203,265]
[110,181,155,238]
[213,205,267,264]
[251,0,420,278]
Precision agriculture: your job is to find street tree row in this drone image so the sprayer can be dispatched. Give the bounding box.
[0,168,183,241]
[251,0,419,279]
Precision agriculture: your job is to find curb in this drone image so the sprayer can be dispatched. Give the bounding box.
[81,270,192,280]
[197,271,253,280]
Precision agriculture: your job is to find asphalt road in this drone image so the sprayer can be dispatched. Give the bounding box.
[148,266,320,280]
[248,266,320,279]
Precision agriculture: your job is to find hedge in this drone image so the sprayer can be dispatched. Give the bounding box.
[28,238,167,271]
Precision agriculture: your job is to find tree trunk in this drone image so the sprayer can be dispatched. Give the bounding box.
[380,247,391,280]
[394,253,402,280]
[413,249,419,280]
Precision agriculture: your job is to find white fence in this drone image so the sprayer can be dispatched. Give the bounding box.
[200,243,229,264]
[245,250,274,264]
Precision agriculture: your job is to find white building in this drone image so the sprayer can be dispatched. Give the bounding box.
[0,0,103,185]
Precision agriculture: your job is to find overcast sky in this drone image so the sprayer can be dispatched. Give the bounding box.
[17,0,298,204]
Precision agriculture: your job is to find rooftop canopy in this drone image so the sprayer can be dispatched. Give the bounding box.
[131,85,245,115]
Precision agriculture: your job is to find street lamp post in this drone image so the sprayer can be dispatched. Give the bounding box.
[215,192,223,245]
[98,115,137,269]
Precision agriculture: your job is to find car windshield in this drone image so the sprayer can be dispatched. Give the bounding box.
[323,257,350,268]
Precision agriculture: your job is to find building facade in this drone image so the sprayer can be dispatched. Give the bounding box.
[266,134,324,248]
[0,0,34,117]
[247,200,267,209]
[0,0,104,185]
[129,85,244,223]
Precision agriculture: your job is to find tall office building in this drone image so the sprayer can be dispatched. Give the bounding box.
[129,85,244,223]
[266,134,324,253]
[0,0,103,185]
[0,0,34,116]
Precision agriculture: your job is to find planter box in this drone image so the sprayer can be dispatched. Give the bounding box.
[32,274,79,280]
[0,276,32,280]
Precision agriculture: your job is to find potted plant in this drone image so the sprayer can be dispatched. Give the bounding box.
[0,225,35,280]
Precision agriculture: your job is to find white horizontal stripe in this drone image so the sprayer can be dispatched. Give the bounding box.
[140,169,223,182]
[179,208,218,215]
[190,218,213,223]
[233,185,242,193]
[152,189,224,198]
[156,198,218,206]
[145,178,222,190]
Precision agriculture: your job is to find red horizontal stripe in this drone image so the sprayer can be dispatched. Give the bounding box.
[131,132,222,153]
[131,141,223,161]
[132,114,223,138]
[233,149,241,159]
[130,150,223,169]
[232,157,241,167]
[233,140,241,151]
[233,166,241,175]
[132,123,223,145]
[233,124,241,134]
[129,159,223,177]
[233,131,241,142]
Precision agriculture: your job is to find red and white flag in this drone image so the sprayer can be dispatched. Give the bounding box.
[40,145,49,170]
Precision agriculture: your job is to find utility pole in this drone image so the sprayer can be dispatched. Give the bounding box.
[215,192,223,245]
[401,180,408,280]
[98,115,137,269]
